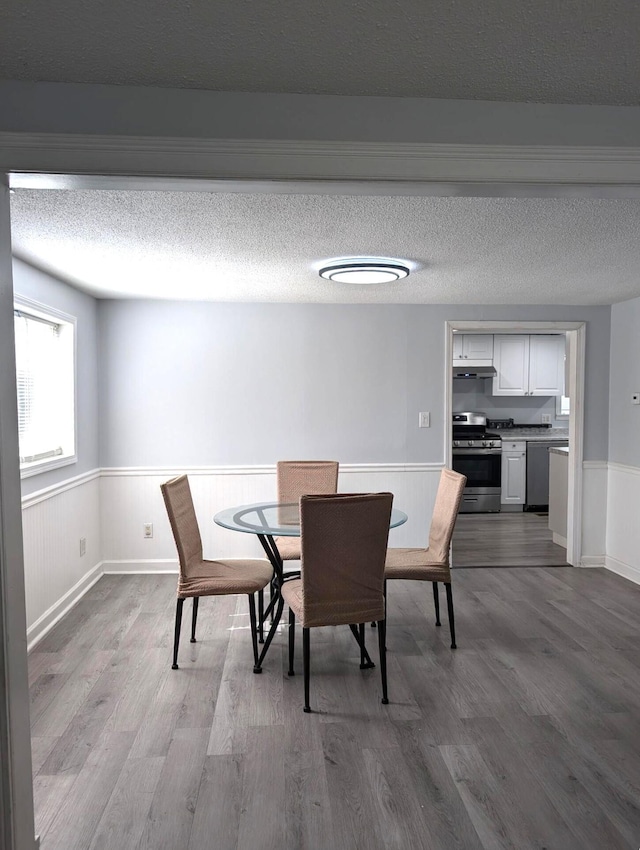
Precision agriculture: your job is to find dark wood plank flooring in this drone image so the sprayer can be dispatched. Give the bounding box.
[453,511,569,567]
[29,569,640,849]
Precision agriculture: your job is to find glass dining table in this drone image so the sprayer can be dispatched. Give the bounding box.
[214,500,408,672]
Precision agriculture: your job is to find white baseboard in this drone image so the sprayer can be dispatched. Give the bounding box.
[26,562,103,651]
[579,554,605,568]
[605,554,640,585]
[552,532,567,548]
[102,559,178,574]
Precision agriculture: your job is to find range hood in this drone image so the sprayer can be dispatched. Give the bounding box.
[452,364,497,379]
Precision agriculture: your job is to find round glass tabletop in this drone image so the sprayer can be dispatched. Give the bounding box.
[214,501,408,537]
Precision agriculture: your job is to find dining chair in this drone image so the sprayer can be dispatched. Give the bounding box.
[282,492,393,713]
[161,475,273,670]
[275,460,339,563]
[384,468,466,648]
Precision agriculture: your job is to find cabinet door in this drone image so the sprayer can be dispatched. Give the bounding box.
[528,335,565,396]
[453,334,493,361]
[492,335,529,395]
[463,334,493,360]
[501,449,526,504]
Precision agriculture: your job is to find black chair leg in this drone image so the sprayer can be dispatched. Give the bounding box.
[349,623,374,668]
[432,581,441,626]
[445,582,457,649]
[172,598,185,669]
[190,596,199,642]
[258,589,264,643]
[288,607,296,676]
[248,594,260,667]
[303,627,311,712]
[359,623,366,668]
[377,618,389,704]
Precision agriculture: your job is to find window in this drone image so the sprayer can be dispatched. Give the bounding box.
[556,394,570,418]
[13,297,76,477]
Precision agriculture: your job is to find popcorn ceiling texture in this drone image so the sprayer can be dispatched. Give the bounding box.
[1,0,639,105]
[10,190,640,304]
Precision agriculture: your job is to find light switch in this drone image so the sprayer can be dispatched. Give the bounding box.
[419,411,430,428]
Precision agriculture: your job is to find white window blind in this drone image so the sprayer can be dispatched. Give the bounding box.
[13,300,76,473]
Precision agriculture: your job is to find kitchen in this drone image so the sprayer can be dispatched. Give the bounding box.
[450,331,570,568]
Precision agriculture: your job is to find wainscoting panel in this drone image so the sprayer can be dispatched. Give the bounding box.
[580,461,608,567]
[100,464,443,572]
[21,470,101,647]
[605,462,640,584]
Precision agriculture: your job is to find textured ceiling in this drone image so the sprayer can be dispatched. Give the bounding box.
[10,190,640,305]
[1,1,640,105]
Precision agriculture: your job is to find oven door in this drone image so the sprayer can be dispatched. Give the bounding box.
[452,448,502,512]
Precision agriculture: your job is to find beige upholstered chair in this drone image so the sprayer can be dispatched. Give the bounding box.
[384,468,466,648]
[161,475,273,670]
[275,460,339,562]
[282,492,393,712]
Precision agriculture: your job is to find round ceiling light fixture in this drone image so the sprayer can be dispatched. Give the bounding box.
[319,259,410,285]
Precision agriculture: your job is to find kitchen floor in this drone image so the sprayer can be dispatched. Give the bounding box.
[452,512,569,567]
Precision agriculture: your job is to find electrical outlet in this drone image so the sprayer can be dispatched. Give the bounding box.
[541,413,551,424]
[79,537,86,557]
[419,411,430,428]
[143,523,153,538]
[632,392,640,405]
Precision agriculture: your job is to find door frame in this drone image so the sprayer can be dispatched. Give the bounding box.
[445,320,585,566]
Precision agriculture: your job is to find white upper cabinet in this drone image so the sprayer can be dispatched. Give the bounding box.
[492,335,530,395]
[493,334,565,396]
[452,334,493,361]
[528,335,566,395]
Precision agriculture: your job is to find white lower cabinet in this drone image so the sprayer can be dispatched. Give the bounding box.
[501,441,526,505]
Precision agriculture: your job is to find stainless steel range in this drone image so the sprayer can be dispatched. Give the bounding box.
[452,412,502,513]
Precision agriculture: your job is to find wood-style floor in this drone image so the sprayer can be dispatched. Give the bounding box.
[453,511,569,567]
[29,569,640,850]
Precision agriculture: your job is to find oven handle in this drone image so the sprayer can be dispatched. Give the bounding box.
[452,448,502,455]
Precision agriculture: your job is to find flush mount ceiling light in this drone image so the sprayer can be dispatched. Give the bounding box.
[319,259,410,285]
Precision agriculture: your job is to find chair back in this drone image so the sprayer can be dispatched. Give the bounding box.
[427,468,467,563]
[299,492,393,628]
[277,460,339,503]
[160,475,203,579]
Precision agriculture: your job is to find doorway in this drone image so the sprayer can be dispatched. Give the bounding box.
[445,320,585,568]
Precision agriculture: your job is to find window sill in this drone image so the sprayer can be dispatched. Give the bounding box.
[20,454,77,479]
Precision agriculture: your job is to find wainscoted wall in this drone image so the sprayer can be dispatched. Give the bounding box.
[100,463,444,572]
[20,458,637,649]
[605,462,640,584]
[21,470,101,650]
[581,461,608,567]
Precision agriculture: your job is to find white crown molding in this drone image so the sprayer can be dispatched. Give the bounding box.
[5,133,640,185]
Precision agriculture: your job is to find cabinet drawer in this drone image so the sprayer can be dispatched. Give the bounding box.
[503,441,526,451]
